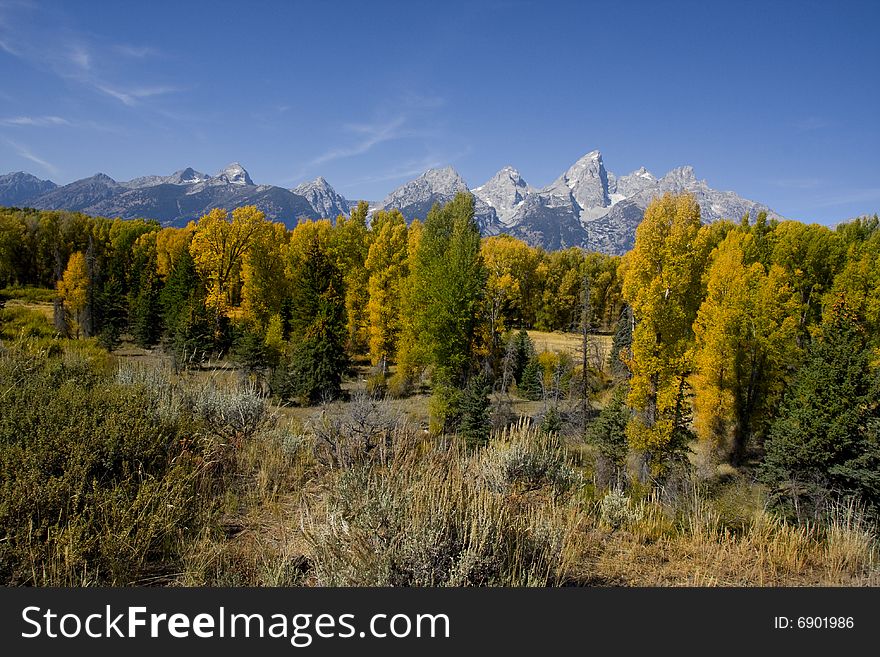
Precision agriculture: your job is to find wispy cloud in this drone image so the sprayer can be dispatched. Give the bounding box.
[0,36,20,56]
[0,114,125,134]
[310,116,408,166]
[0,3,178,109]
[4,139,59,176]
[96,84,178,107]
[0,115,70,127]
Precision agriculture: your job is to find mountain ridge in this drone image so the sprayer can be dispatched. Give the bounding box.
[1,151,785,254]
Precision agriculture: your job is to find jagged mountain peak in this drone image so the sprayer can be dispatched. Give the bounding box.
[616,166,659,198]
[420,166,466,188]
[292,176,350,219]
[0,171,57,207]
[216,162,253,186]
[574,149,603,163]
[293,175,334,192]
[664,165,697,183]
[544,149,611,215]
[472,165,532,227]
[168,167,208,185]
[375,165,501,233]
[2,151,787,256]
[474,165,528,189]
[1,171,52,184]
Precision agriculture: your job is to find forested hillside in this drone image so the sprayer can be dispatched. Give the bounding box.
[0,192,878,586]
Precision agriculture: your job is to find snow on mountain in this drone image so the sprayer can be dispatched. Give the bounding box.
[472,166,533,227]
[3,151,785,253]
[541,150,611,219]
[468,151,782,253]
[293,176,351,219]
[212,162,254,186]
[375,166,501,234]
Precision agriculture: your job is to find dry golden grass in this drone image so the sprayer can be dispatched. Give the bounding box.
[592,493,878,586]
[174,414,880,587]
[528,330,612,356]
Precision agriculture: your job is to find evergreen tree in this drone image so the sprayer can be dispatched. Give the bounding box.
[519,356,544,401]
[513,329,534,385]
[233,325,269,376]
[540,404,563,435]
[129,276,161,348]
[96,274,128,349]
[168,295,213,371]
[160,250,211,369]
[609,304,633,381]
[458,373,493,445]
[589,385,631,484]
[128,243,163,348]
[160,249,201,332]
[276,235,348,405]
[760,300,880,518]
[398,193,486,385]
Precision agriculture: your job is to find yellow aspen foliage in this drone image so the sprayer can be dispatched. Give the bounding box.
[395,218,423,378]
[189,206,268,315]
[264,312,286,360]
[288,218,334,268]
[825,232,880,338]
[332,204,371,355]
[241,221,290,326]
[768,221,843,337]
[621,193,710,464]
[481,235,541,338]
[132,230,158,261]
[365,210,408,367]
[691,230,799,460]
[155,225,195,280]
[534,247,584,330]
[57,251,89,338]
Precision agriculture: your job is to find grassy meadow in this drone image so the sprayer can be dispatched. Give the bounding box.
[1,295,876,587]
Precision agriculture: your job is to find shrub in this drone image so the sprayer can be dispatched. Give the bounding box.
[305,439,581,586]
[0,345,207,585]
[599,489,640,530]
[480,424,580,498]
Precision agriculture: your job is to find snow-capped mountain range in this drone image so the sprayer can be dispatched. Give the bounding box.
[0,151,784,254]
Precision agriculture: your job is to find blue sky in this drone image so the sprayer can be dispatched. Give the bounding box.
[0,0,878,223]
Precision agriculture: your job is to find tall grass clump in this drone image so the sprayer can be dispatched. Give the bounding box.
[305,423,585,586]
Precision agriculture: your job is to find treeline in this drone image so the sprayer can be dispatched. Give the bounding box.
[1,194,879,518]
[0,198,622,397]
